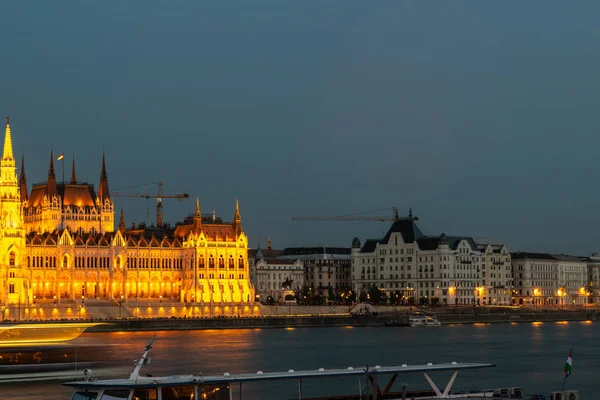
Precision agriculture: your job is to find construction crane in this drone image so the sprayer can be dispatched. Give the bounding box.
[112,181,189,227]
[292,207,418,222]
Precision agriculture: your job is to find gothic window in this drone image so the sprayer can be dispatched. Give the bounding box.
[63,255,68,268]
[9,283,15,294]
[117,257,121,269]
[229,256,234,268]
[9,252,15,266]
[199,256,205,268]
[239,256,244,269]
[209,255,215,269]
[219,256,225,269]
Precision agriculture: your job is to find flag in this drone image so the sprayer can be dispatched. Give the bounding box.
[57,153,64,161]
[564,350,572,378]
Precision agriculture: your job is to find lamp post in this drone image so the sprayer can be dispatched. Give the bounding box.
[119,295,124,318]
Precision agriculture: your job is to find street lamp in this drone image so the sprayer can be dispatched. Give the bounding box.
[119,295,125,318]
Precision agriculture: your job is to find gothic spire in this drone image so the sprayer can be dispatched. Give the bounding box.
[19,153,28,202]
[234,198,241,224]
[70,155,77,184]
[98,152,110,200]
[195,197,201,219]
[2,116,14,161]
[118,208,126,233]
[47,149,57,196]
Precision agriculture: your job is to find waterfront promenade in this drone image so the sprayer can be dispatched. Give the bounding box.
[1,300,598,331]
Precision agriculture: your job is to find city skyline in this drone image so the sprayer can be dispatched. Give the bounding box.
[2,2,600,253]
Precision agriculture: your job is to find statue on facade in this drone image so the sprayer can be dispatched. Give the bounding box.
[281,278,293,289]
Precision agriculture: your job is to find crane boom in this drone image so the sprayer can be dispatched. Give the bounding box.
[111,181,189,226]
[292,207,412,223]
[112,192,189,200]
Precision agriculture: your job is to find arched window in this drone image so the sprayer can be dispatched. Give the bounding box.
[238,256,244,269]
[199,256,205,268]
[9,283,15,294]
[9,252,15,266]
[209,255,215,269]
[219,256,225,269]
[63,255,68,268]
[117,257,121,269]
[229,256,234,268]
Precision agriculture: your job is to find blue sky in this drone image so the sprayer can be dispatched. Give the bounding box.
[1,2,599,253]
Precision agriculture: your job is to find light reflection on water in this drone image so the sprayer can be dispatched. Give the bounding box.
[1,322,597,399]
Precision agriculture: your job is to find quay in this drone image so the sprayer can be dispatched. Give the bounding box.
[0,302,597,332]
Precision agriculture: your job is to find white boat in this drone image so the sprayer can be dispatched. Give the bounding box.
[409,312,441,327]
[62,336,563,400]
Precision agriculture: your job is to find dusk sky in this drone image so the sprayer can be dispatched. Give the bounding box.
[1,2,599,253]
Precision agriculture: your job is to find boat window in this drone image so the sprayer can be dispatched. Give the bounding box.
[71,392,98,400]
[201,384,231,400]
[100,390,130,400]
[132,388,158,400]
[161,386,195,400]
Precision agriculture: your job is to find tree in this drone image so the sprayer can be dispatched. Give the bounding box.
[328,286,335,303]
[368,285,382,304]
[266,296,275,305]
[359,291,368,303]
[347,290,357,304]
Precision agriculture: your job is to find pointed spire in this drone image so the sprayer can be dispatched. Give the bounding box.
[101,152,107,179]
[234,198,241,223]
[19,153,28,202]
[20,153,26,180]
[2,116,14,161]
[49,149,55,175]
[195,197,201,218]
[267,237,271,250]
[118,208,126,233]
[98,152,110,200]
[47,149,57,196]
[70,155,77,184]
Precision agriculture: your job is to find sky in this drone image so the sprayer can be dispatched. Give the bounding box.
[1,2,599,254]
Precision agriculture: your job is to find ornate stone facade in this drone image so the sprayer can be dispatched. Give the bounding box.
[0,118,254,306]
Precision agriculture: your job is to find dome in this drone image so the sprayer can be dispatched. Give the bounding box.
[439,233,448,245]
[352,237,361,248]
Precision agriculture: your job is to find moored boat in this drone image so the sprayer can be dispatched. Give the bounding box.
[62,336,574,399]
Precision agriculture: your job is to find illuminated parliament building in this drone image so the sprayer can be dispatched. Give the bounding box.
[0,118,254,306]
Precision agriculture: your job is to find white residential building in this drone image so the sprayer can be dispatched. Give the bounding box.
[476,241,512,305]
[254,258,304,302]
[351,218,482,305]
[511,253,588,306]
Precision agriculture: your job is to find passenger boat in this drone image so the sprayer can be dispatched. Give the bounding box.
[408,312,441,327]
[0,322,101,345]
[0,322,111,384]
[63,336,573,399]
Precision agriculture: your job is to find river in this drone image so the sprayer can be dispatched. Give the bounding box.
[1,321,597,399]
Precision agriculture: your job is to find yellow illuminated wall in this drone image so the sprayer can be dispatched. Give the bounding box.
[0,119,254,306]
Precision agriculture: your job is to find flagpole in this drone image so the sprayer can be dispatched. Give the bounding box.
[562,374,567,391]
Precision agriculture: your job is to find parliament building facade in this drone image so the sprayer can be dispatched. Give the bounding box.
[0,118,254,306]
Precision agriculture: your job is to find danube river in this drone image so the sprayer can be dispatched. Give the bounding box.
[2,321,597,399]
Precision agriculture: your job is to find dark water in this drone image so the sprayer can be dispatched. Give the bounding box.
[1,321,597,399]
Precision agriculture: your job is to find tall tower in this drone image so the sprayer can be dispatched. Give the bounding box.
[0,117,26,305]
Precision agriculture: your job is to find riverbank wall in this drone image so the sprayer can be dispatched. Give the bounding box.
[71,310,600,332]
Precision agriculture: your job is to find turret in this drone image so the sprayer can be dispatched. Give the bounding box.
[19,154,27,202]
[98,153,110,201]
